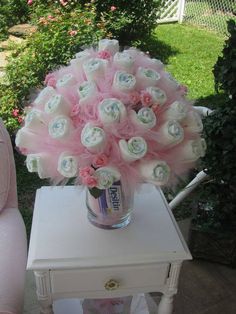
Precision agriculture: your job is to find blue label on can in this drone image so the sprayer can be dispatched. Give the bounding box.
[98,182,123,216]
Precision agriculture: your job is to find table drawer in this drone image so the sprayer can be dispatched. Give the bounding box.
[50,263,169,295]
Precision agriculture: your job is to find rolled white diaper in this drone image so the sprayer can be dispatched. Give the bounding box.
[164,72,179,90]
[77,80,98,105]
[146,86,167,106]
[130,107,156,130]
[95,166,121,189]
[139,160,170,186]
[98,98,127,124]
[158,120,184,145]
[136,67,160,88]
[151,58,164,70]
[56,73,77,88]
[15,128,40,151]
[83,58,108,82]
[48,115,73,139]
[113,52,134,72]
[25,109,46,132]
[57,152,78,178]
[98,39,119,55]
[119,137,147,162]
[45,94,70,116]
[163,101,188,121]
[113,71,136,93]
[182,110,203,133]
[180,138,207,162]
[81,123,106,153]
[70,50,91,68]
[26,153,51,179]
[34,86,56,106]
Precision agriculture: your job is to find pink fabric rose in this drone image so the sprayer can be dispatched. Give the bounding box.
[98,50,112,60]
[44,73,57,87]
[27,0,33,5]
[140,91,152,107]
[129,92,140,106]
[92,154,108,168]
[79,166,95,178]
[70,104,80,117]
[82,176,98,188]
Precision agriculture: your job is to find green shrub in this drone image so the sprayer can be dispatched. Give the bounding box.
[0,3,108,132]
[197,20,236,231]
[0,0,29,40]
[86,0,164,45]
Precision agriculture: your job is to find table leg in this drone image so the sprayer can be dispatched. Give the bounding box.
[34,271,54,314]
[157,261,182,314]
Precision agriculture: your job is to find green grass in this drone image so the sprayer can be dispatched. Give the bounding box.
[153,24,224,100]
[15,23,226,233]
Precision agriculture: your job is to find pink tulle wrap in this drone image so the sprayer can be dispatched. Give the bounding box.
[16,40,205,195]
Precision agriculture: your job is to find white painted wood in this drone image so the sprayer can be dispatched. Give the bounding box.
[178,0,186,23]
[157,0,181,24]
[50,263,169,298]
[169,170,208,210]
[27,184,192,313]
[27,185,191,270]
[34,271,53,314]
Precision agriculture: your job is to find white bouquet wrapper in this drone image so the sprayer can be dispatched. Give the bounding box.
[163,101,188,121]
[83,58,108,82]
[56,73,77,88]
[113,71,136,93]
[146,86,167,106]
[119,137,147,162]
[34,86,56,106]
[48,115,73,140]
[182,110,203,133]
[130,107,156,130]
[25,109,46,132]
[113,51,134,72]
[81,123,106,153]
[98,38,119,55]
[26,153,51,179]
[98,98,127,125]
[139,160,171,186]
[95,166,121,189]
[57,152,78,178]
[158,120,184,145]
[180,138,207,162]
[77,80,98,105]
[136,67,160,88]
[45,94,70,116]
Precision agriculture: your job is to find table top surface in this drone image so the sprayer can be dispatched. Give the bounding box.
[27,185,192,270]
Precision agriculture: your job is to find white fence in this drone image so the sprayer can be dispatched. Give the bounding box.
[158,0,185,23]
[184,0,236,35]
[158,0,236,35]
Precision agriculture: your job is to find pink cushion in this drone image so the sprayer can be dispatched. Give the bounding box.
[0,120,10,212]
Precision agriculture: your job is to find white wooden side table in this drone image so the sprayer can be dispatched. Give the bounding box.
[27,185,192,314]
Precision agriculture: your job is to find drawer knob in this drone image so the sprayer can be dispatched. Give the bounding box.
[104,279,120,291]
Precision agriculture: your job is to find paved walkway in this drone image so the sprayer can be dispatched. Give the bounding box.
[24,259,236,313]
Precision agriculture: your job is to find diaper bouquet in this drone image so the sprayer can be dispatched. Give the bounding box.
[15,39,206,198]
